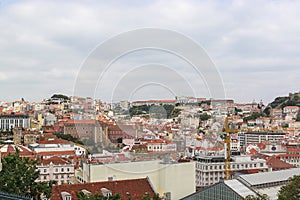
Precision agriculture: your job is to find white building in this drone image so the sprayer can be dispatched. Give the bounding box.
[195,154,268,188]
[76,159,195,200]
[238,132,286,147]
[32,138,87,158]
[37,156,75,185]
[0,114,30,131]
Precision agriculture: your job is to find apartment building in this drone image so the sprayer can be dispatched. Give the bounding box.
[194,154,268,188]
[0,113,30,131]
[238,132,286,147]
[77,159,195,200]
[37,156,75,185]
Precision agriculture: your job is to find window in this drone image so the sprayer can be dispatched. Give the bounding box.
[56,168,58,172]
[61,175,64,178]
[44,169,47,173]
[61,168,64,172]
[67,168,70,172]
[64,195,72,200]
[44,175,47,180]
[55,175,58,179]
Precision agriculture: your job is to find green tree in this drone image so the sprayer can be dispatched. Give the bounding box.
[263,107,271,117]
[282,124,289,128]
[234,107,242,115]
[296,112,300,121]
[0,151,56,199]
[243,112,262,122]
[278,175,300,200]
[141,193,161,200]
[55,133,84,145]
[51,94,69,100]
[199,113,211,121]
[244,194,269,200]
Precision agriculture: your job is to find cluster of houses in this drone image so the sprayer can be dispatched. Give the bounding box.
[0,93,299,199]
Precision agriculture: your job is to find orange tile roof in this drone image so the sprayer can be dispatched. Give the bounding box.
[284,106,299,109]
[50,178,155,200]
[286,147,300,152]
[0,144,35,157]
[38,138,71,145]
[65,120,97,125]
[40,156,70,165]
[266,156,295,171]
[36,150,75,156]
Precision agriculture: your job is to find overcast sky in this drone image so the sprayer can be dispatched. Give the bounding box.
[0,0,299,104]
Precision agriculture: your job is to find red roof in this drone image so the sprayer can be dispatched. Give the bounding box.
[266,156,295,171]
[286,147,300,153]
[0,144,35,157]
[65,120,97,125]
[40,156,70,165]
[50,178,155,200]
[38,138,71,145]
[36,150,75,156]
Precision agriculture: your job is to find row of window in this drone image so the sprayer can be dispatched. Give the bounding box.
[41,167,71,173]
[41,174,71,180]
[197,163,264,170]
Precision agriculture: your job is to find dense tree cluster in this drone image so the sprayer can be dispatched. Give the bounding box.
[243,112,262,122]
[277,175,300,200]
[0,151,56,199]
[51,94,70,100]
[129,104,180,119]
[55,133,84,145]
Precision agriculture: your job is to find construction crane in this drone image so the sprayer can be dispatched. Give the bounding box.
[223,116,238,180]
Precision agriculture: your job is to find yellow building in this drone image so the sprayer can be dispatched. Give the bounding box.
[23,133,38,146]
[77,160,195,200]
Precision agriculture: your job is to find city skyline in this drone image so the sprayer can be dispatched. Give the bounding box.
[0,0,300,103]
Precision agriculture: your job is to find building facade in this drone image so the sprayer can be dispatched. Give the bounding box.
[238,132,286,147]
[36,156,75,185]
[0,114,30,131]
[77,160,195,200]
[195,154,268,188]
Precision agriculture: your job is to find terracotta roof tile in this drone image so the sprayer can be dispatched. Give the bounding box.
[36,150,75,156]
[38,138,71,145]
[40,156,70,165]
[50,178,155,200]
[266,156,295,171]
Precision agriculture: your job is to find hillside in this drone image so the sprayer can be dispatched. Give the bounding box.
[268,92,300,109]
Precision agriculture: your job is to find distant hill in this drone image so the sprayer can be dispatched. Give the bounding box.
[263,92,300,117]
[267,92,300,109]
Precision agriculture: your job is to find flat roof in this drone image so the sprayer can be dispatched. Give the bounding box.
[244,132,285,135]
[224,179,256,198]
[238,168,300,186]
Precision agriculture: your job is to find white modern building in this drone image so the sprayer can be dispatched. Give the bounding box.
[76,159,196,200]
[238,132,286,147]
[0,114,30,131]
[195,154,268,188]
